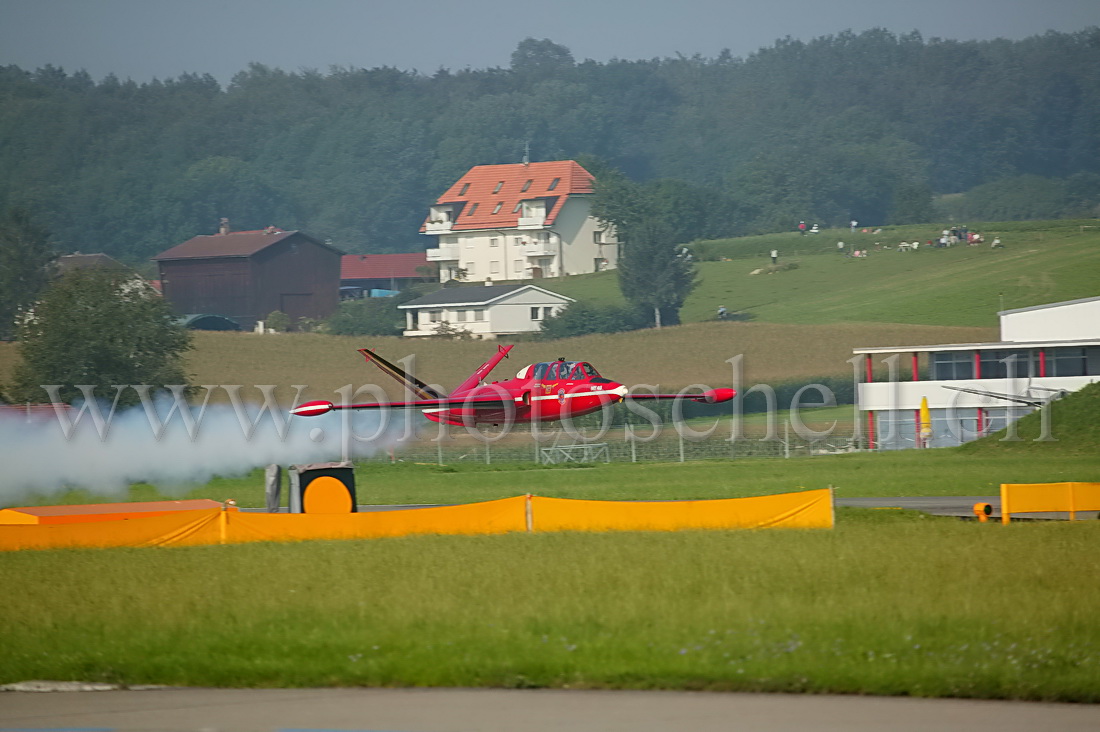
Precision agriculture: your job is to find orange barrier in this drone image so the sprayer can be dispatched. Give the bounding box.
[0,489,833,551]
[531,489,833,532]
[1000,482,1100,524]
[0,499,227,525]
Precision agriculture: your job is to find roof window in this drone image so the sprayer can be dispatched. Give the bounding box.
[493,181,504,193]
[513,202,523,213]
[467,203,479,215]
[459,183,470,196]
[521,179,533,192]
[548,177,561,190]
[492,202,503,214]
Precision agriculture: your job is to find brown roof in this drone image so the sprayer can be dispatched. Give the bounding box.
[421,160,594,233]
[55,253,127,273]
[341,252,429,280]
[153,229,340,261]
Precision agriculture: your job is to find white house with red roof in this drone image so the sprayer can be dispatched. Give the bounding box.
[421,160,618,283]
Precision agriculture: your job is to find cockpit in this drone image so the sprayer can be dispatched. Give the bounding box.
[518,361,602,381]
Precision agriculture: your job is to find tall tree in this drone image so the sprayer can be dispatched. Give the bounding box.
[591,170,698,327]
[616,217,697,328]
[0,207,56,340]
[8,268,192,406]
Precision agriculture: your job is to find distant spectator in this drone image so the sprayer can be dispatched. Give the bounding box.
[850,219,858,233]
[837,241,845,254]
[809,223,820,234]
[991,237,1004,248]
[798,221,807,235]
[770,249,779,264]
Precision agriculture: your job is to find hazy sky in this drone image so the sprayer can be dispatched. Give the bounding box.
[2,0,1098,85]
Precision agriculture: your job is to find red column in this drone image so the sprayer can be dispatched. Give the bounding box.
[911,352,920,381]
[1039,349,1047,378]
[865,354,875,450]
[974,350,984,436]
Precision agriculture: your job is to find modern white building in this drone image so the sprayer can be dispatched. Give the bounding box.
[421,160,618,283]
[854,296,1100,449]
[399,284,574,339]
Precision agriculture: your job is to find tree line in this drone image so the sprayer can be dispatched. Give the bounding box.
[1,30,1098,267]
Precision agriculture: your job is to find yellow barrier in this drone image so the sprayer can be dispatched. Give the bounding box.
[531,489,833,532]
[1000,482,1100,524]
[0,489,834,551]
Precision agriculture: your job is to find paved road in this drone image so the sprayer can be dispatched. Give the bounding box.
[835,495,1100,521]
[2,687,1099,732]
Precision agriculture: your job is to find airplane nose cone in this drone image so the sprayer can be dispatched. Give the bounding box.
[607,383,628,400]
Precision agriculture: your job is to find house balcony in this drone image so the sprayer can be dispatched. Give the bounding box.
[424,220,454,234]
[522,241,555,257]
[517,215,547,229]
[426,244,459,262]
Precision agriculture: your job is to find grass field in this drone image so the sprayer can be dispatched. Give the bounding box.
[549,219,1100,327]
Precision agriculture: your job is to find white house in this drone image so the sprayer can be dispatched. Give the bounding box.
[421,160,618,283]
[854,296,1100,449]
[399,284,574,338]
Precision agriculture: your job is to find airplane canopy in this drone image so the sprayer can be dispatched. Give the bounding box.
[519,361,600,381]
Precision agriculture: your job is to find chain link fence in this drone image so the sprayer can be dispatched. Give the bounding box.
[367,423,866,465]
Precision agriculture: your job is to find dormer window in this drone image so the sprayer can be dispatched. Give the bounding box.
[548,177,561,190]
[521,179,533,192]
[459,183,470,196]
[493,181,504,193]
[492,202,503,214]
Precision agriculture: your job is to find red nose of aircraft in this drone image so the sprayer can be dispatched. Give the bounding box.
[291,400,335,417]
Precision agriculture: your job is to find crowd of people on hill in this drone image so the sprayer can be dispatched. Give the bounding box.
[793,220,1004,256]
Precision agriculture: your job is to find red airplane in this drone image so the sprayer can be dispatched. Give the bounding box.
[290,345,736,426]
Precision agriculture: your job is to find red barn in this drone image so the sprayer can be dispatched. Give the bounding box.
[153,228,342,330]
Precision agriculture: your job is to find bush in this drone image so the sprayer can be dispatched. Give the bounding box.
[265,310,290,332]
[538,301,650,340]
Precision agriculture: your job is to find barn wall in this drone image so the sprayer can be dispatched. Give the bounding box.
[251,235,341,327]
[158,258,250,320]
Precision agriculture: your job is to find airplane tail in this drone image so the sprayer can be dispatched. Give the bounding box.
[358,348,446,400]
[452,344,513,394]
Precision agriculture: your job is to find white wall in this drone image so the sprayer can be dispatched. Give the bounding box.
[1001,298,1100,342]
[859,376,1098,411]
[401,289,571,338]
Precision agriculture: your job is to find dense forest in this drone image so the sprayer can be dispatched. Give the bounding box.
[1,29,1098,264]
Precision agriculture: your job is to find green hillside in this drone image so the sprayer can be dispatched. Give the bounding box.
[960,381,1100,456]
[548,220,1100,327]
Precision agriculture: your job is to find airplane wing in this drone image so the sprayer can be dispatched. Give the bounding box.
[940,385,1044,407]
[291,394,515,417]
[358,348,445,400]
[626,388,736,404]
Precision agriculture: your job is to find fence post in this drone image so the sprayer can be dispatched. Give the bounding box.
[678,430,685,462]
[784,422,790,459]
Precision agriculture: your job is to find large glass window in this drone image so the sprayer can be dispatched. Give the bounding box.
[979,349,1034,379]
[1047,347,1087,376]
[932,351,973,380]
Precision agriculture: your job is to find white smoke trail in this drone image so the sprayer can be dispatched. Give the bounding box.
[0,385,417,506]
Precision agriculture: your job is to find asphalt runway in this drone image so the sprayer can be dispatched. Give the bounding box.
[2,687,1099,732]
